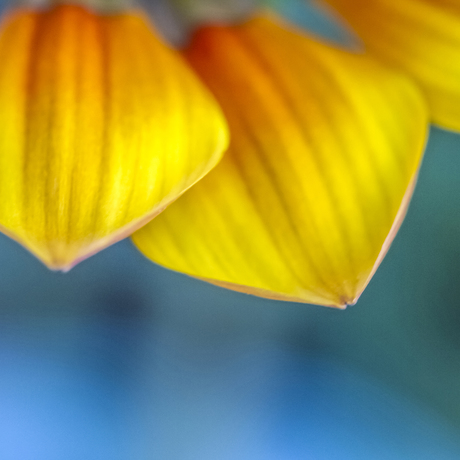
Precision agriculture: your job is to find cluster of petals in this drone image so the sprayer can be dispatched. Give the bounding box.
[0,0,455,307]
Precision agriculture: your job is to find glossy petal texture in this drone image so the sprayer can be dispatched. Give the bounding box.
[132,15,428,308]
[0,4,228,269]
[321,0,460,131]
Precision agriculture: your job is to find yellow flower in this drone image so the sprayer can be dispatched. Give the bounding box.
[132,11,429,307]
[0,0,451,307]
[321,0,460,131]
[0,4,228,270]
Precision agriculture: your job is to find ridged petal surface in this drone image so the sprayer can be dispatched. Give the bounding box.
[133,15,428,308]
[0,4,228,269]
[322,0,460,131]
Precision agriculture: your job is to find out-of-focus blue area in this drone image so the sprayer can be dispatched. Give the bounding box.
[0,0,460,459]
[1,130,460,459]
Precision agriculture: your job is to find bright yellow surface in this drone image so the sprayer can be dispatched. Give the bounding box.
[322,0,460,131]
[132,15,428,308]
[0,4,228,269]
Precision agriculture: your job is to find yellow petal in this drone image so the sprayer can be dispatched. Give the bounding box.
[0,4,228,270]
[321,0,460,131]
[132,14,428,308]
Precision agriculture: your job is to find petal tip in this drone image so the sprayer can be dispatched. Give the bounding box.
[30,244,82,272]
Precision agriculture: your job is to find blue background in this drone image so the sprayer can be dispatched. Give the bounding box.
[1,0,460,458]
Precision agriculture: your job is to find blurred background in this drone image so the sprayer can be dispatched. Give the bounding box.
[1,0,460,458]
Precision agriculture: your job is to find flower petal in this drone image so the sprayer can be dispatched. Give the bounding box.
[132,15,428,308]
[321,0,460,131]
[0,4,228,270]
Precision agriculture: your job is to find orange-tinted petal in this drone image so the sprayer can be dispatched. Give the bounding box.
[0,4,228,269]
[132,14,428,308]
[321,0,460,131]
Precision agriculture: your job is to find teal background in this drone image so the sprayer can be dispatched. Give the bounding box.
[1,0,460,458]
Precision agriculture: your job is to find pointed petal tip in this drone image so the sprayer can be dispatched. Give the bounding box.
[32,241,111,272]
[342,295,359,309]
[42,259,77,273]
[189,273,360,309]
[329,289,361,309]
[27,243,84,272]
